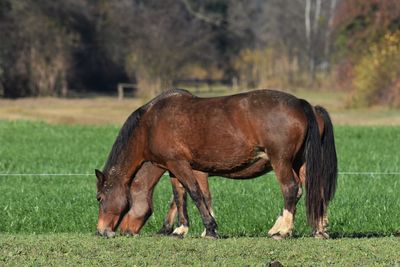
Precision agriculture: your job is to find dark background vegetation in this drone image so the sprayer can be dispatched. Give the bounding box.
[0,0,399,107]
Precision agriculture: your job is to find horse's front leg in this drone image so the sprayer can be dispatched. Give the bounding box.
[268,161,301,240]
[120,162,165,236]
[166,161,217,239]
[194,171,214,237]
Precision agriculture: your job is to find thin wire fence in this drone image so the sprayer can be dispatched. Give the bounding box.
[1,172,400,177]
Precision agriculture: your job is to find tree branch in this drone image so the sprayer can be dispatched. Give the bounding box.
[180,0,222,26]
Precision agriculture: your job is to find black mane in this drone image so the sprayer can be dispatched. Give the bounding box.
[103,89,193,172]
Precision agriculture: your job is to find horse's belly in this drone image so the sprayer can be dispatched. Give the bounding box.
[190,146,270,174]
[222,158,272,179]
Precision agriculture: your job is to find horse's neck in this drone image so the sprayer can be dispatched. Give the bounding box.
[111,135,145,184]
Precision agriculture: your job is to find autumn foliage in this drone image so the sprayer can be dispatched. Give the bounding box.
[333,0,400,106]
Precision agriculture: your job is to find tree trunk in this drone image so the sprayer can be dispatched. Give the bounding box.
[323,0,338,73]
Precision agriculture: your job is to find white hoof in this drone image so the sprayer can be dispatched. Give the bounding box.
[201,229,207,238]
[268,209,294,238]
[172,225,189,237]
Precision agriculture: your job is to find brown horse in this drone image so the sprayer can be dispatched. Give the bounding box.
[95,89,337,239]
[158,105,336,238]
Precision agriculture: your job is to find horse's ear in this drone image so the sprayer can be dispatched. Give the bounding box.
[95,169,105,185]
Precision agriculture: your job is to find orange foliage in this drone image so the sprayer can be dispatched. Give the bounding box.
[350,31,400,107]
[334,0,400,53]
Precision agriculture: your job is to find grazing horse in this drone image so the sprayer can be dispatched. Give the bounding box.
[158,105,336,238]
[95,89,337,239]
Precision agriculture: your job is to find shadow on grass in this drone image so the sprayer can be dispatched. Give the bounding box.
[154,231,400,240]
[329,232,398,239]
[146,227,400,239]
[215,231,398,239]
[107,229,400,240]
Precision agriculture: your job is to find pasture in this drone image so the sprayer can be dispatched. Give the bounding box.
[1,120,400,265]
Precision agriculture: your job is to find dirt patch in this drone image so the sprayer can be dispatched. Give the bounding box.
[0,97,144,125]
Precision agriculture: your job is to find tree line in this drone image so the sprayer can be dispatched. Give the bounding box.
[0,0,399,106]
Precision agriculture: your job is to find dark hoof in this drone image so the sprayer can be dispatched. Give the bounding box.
[121,230,138,237]
[204,234,218,240]
[96,230,116,238]
[313,231,329,239]
[171,233,185,239]
[204,229,218,240]
[106,231,116,238]
[157,225,174,236]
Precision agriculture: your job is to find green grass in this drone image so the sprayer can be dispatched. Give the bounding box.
[1,121,400,265]
[1,234,400,266]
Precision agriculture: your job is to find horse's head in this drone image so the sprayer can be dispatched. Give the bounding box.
[95,169,129,238]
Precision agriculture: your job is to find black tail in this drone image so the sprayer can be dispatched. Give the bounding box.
[299,99,324,229]
[315,106,338,202]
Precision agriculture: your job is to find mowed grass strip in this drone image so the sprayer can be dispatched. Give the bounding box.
[1,234,400,266]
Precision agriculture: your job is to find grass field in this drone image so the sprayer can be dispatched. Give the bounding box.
[1,121,400,265]
[1,234,399,266]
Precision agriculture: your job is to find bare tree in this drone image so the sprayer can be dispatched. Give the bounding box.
[324,0,338,72]
[0,0,83,97]
[303,0,341,82]
[100,0,218,96]
[0,0,343,98]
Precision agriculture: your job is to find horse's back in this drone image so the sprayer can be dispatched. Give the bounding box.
[146,89,308,138]
[144,88,194,111]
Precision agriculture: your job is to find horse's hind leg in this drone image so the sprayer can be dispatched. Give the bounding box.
[167,161,217,239]
[171,171,212,237]
[314,204,330,239]
[298,163,329,239]
[170,176,190,237]
[268,161,301,239]
[158,175,189,236]
[157,194,177,235]
[160,171,212,237]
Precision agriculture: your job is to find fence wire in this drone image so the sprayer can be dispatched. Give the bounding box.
[1,172,400,177]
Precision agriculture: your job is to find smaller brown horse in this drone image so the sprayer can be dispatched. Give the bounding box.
[95,89,337,239]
